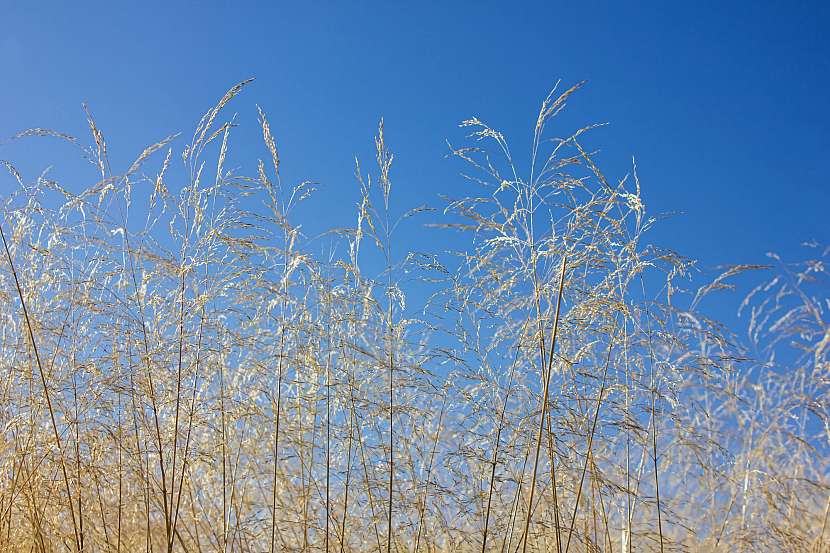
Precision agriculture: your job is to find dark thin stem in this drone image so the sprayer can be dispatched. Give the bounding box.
[564,330,615,553]
[168,271,187,553]
[521,255,567,553]
[339,369,355,553]
[482,320,530,553]
[1,221,81,552]
[414,391,448,552]
[643,301,665,553]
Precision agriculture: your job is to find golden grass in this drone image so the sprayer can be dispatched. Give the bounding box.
[0,80,827,553]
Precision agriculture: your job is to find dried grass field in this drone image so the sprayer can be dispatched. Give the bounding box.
[0,80,827,552]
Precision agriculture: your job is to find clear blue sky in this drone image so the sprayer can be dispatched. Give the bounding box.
[2,2,829,275]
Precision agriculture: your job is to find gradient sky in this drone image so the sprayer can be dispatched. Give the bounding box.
[3,2,829,289]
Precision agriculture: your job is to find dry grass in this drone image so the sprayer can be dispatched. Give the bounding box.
[0,79,827,552]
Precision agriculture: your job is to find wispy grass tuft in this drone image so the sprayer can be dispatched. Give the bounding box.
[0,79,826,553]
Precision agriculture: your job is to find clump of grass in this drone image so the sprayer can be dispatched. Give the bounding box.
[0,79,827,553]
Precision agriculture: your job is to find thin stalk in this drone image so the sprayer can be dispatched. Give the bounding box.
[590,455,598,553]
[116,387,123,553]
[220,337,228,553]
[545,409,563,553]
[124,231,170,545]
[350,378,383,552]
[170,309,205,550]
[386,284,394,553]
[589,453,613,553]
[71,370,84,553]
[521,255,567,553]
[167,270,187,553]
[414,391,448,552]
[325,288,334,553]
[643,303,665,553]
[482,320,530,553]
[270,319,288,552]
[113,324,123,553]
[502,440,533,553]
[815,493,830,553]
[1,221,81,552]
[271,246,291,553]
[339,371,355,553]
[564,332,615,553]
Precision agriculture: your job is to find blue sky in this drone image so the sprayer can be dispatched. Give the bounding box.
[2,1,829,282]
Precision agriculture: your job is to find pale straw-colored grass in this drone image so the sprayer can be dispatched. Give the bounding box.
[0,80,826,553]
